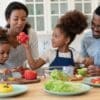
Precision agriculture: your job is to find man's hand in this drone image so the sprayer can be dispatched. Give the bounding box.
[83,57,94,66]
[87,65,100,76]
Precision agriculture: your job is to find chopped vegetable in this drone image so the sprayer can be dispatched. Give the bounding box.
[91,77,100,84]
[50,69,69,81]
[44,80,81,92]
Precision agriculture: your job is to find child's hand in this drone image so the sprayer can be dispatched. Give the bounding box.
[83,57,94,66]
[17,32,29,44]
[3,68,11,74]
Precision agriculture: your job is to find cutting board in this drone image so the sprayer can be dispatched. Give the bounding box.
[0,78,41,84]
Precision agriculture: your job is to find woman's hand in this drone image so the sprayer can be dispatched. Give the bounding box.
[87,65,100,76]
[21,40,30,48]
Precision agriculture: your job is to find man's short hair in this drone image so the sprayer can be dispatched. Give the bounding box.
[94,6,100,15]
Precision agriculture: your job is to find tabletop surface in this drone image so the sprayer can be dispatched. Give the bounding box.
[1,78,100,100]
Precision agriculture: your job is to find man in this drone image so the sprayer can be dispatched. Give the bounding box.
[81,6,100,76]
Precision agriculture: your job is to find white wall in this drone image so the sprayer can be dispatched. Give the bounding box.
[0,0,24,27]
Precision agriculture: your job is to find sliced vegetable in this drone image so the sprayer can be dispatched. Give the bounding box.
[50,69,69,81]
[91,77,100,84]
[44,80,81,92]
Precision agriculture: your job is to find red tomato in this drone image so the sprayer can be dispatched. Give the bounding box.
[24,70,37,80]
[17,32,29,43]
[91,78,100,84]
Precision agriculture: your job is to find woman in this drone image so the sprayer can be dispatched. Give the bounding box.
[4,1,39,67]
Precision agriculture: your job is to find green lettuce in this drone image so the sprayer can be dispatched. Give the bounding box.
[50,69,69,81]
[44,80,81,92]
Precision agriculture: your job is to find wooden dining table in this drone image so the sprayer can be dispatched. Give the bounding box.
[2,77,100,100]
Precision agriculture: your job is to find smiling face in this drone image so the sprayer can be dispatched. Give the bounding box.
[91,14,100,38]
[0,44,10,64]
[51,27,70,49]
[7,9,27,35]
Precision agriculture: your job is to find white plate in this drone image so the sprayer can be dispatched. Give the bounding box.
[44,82,91,96]
[83,76,100,87]
[0,85,28,98]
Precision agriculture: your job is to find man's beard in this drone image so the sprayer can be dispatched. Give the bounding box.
[92,31,100,39]
[93,35,100,39]
[93,34,100,39]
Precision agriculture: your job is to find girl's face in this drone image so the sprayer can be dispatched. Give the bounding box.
[51,27,69,48]
[7,9,27,35]
[0,44,10,64]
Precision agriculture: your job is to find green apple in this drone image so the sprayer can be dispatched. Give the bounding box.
[77,68,87,76]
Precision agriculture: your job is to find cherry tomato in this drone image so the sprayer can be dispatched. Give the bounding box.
[91,78,100,84]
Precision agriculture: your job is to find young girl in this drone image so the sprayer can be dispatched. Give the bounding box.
[0,27,11,80]
[23,10,93,70]
[0,27,10,68]
[0,27,23,81]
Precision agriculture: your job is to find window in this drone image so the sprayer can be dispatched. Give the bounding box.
[74,0,92,26]
[25,0,99,34]
[26,0,44,31]
[50,0,68,29]
[98,0,100,5]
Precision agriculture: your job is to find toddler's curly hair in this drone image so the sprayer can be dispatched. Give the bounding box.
[0,27,9,44]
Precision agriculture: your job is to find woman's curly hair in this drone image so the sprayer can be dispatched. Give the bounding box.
[57,10,88,44]
[0,27,9,44]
